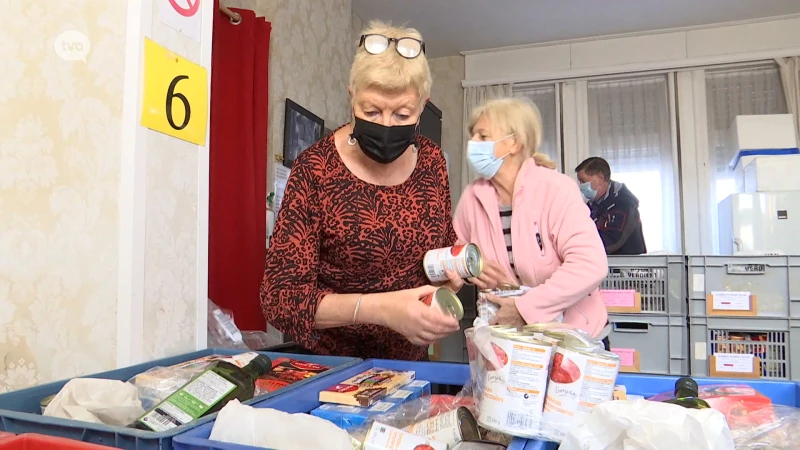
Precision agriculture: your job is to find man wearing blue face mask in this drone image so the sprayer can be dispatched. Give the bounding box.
[575,157,646,255]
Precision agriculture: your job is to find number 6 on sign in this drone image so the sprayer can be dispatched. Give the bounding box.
[141,38,208,145]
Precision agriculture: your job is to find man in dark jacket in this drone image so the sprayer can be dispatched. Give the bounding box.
[575,157,647,255]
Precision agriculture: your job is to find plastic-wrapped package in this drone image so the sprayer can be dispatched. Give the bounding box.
[127,353,261,411]
[732,405,800,449]
[649,385,800,448]
[465,319,621,444]
[207,299,281,350]
[347,395,481,446]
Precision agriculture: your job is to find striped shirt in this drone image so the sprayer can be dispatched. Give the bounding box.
[499,205,520,280]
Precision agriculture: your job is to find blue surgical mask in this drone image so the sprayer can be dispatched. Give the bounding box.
[467,134,513,179]
[579,182,597,202]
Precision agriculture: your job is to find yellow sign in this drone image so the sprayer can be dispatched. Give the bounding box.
[141,38,208,145]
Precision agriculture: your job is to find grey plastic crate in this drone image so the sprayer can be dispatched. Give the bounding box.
[689,316,800,380]
[602,255,686,315]
[688,255,800,318]
[607,313,689,375]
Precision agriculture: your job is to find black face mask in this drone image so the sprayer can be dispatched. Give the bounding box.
[350,116,417,164]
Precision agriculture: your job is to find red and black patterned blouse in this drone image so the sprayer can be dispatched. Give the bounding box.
[261,133,458,361]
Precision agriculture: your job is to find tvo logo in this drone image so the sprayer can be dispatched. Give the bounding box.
[54,30,91,62]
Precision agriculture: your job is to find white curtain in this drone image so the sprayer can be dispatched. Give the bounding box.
[513,84,562,172]
[462,84,512,189]
[586,76,679,253]
[776,56,800,146]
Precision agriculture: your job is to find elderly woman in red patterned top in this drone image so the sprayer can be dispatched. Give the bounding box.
[261,21,464,360]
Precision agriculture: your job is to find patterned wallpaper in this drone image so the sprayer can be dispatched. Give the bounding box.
[0,0,364,391]
[428,56,466,206]
[0,0,126,391]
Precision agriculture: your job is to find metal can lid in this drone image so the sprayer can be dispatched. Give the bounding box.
[509,335,551,347]
[465,244,484,278]
[40,394,56,411]
[487,325,517,336]
[557,332,600,350]
[434,288,464,321]
[558,339,620,361]
[456,406,482,441]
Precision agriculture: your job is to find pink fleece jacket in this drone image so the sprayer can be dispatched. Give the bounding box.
[454,158,609,337]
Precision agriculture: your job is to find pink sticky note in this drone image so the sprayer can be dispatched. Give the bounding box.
[612,348,636,367]
[601,289,636,307]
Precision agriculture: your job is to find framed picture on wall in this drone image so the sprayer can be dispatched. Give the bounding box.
[283,99,324,169]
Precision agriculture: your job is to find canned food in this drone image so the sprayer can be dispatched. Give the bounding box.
[541,344,621,441]
[40,394,55,414]
[477,286,530,323]
[522,322,571,333]
[477,329,552,438]
[424,244,483,282]
[405,406,480,445]
[421,287,464,320]
[363,422,447,450]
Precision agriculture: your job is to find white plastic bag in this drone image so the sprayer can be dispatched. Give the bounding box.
[209,400,353,450]
[43,378,145,426]
[559,399,734,450]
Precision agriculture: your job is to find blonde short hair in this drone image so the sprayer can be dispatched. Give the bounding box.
[349,20,432,103]
[468,97,557,170]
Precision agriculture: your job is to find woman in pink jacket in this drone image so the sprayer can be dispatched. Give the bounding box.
[453,97,610,344]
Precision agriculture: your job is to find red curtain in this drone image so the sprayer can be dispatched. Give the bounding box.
[208,3,271,332]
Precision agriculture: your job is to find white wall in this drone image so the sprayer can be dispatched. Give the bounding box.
[463,15,800,86]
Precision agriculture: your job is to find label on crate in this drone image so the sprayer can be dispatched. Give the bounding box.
[694,342,707,360]
[726,264,766,275]
[601,289,636,308]
[711,291,751,311]
[692,274,705,293]
[715,353,755,373]
[611,348,636,367]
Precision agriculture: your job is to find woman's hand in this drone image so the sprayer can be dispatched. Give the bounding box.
[468,260,515,291]
[486,293,526,329]
[439,269,464,294]
[379,285,461,347]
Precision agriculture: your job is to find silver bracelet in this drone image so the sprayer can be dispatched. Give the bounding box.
[352,294,365,324]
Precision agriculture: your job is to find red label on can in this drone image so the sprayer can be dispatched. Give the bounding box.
[551,352,582,384]
[421,293,434,306]
[450,244,465,256]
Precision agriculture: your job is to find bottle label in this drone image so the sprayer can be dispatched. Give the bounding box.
[139,370,237,431]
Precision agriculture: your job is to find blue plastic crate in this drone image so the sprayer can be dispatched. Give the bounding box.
[173,359,531,450]
[520,372,800,450]
[0,349,360,450]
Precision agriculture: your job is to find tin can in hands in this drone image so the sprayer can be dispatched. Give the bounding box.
[424,244,483,283]
[478,286,531,323]
[421,287,465,321]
